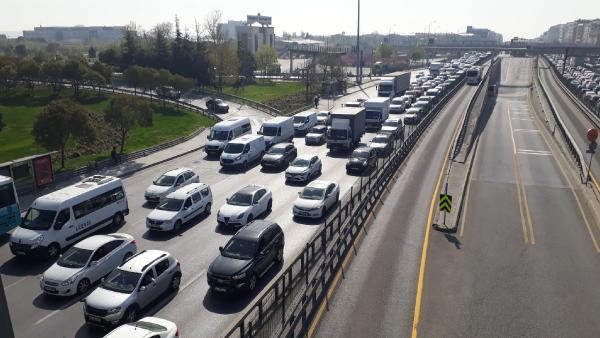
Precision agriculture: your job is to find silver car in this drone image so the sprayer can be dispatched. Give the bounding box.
[83,250,181,327]
[285,155,322,184]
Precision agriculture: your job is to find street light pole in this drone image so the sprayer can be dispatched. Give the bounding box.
[356,0,361,84]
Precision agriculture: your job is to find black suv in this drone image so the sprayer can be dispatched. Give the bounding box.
[346,146,377,174]
[207,220,284,293]
[261,143,297,170]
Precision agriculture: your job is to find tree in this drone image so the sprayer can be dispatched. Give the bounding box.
[99,47,121,66]
[125,65,143,93]
[104,96,153,153]
[91,61,112,84]
[0,112,4,133]
[15,44,27,57]
[0,65,17,91]
[377,43,394,59]
[122,24,138,66]
[32,99,95,168]
[16,59,40,95]
[157,68,172,106]
[408,46,425,63]
[88,46,97,58]
[153,23,172,69]
[41,60,64,95]
[203,10,224,43]
[210,42,238,90]
[254,45,277,77]
[170,74,193,106]
[62,60,87,96]
[139,67,158,101]
[83,70,106,93]
[237,40,256,81]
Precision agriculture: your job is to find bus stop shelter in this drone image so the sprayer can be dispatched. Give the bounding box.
[0,152,56,195]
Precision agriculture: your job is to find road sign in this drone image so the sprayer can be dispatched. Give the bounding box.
[587,128,598,143]
[439,194,452,213]
[588,141,597,154]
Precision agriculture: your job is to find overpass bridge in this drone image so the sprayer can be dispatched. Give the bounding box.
[425,43,600,57]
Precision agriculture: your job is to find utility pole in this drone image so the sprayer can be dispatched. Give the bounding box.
[356,0,361,84]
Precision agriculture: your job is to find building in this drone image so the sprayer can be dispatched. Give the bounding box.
[465,26,503,44]
[22,26,125,44]
[540,19,600,45]
[217,14,275,54]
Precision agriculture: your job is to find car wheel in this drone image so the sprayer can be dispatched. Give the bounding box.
[170,273,181,291]
[47,243,60,259]
[246,214,254,224]
[248,274,258,292]
[122,252,133,263]
[321,206,327,219]
[276,246,284,263]
[335,192,340,202]
[173,220,182,233]
[123,306,137,324]
[112,212,124,227]
[267,199,273,212]
[243,161,248,171]
[204,202,212,215]
[76,278,90,295]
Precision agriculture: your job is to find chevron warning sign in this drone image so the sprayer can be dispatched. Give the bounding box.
[439,194,452,213]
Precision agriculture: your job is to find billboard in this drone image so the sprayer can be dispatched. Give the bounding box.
[33,155,54,188]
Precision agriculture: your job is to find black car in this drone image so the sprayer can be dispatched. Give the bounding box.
[206,98,229,113]
[207,220,284,293]
[346,146,377,174]
[261,143,297,170]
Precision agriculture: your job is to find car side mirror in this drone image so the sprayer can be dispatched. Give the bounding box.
[219,246,224,252]
[139,285,147,292]
[297,191,302,196]
[225,197,230,203]
[207,135,211,140]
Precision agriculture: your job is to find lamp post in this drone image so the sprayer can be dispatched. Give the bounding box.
[356,0,361,84]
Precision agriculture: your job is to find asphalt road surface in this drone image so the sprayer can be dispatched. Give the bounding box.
[416,57,600,337]
[1,72,425,338]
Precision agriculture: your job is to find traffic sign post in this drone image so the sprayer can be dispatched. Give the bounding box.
[585,129,598,184]
[439,193,453,226]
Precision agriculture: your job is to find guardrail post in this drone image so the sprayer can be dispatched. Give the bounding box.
[282,277,286,326]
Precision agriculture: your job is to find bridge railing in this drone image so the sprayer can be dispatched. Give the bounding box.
[223,57,480,338]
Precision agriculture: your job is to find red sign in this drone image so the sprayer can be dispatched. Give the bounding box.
[33,155,54,188]
[587,128,599,143]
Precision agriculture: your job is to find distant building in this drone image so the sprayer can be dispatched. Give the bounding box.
[540,19,600,45]
[465,26,503,44]
[217,14,275,54]
[22,26,125,44]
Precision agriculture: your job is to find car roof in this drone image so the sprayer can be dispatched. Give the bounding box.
[166,183,208,199]
[354,146,373,153]
[236,220,276,241]
[295,111,316,117]
[231,134,263,144]
[296,154,316,161]
[373,133,391,139]
[120,250,169,273]
[385,118,401,123]
[306,180,333,189]
[236,184,265,195]
[105,317,176,338]
[74,234,124,250]
[161,168,192,177]
[271,142,293,149]
[264,116,292,124]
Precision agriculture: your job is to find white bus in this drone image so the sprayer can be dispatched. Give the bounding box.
[9,175,129,259]
[0,175,20,236]
[466,67,482,85]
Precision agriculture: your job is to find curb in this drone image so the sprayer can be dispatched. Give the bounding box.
[115,145,205,179]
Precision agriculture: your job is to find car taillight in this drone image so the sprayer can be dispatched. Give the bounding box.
[131,240,137,246]
[175,328,179,337]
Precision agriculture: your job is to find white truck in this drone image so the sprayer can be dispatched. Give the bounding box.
[378,71,411,97]
[429,62,443,76]
[363,97,390,131]
[326,107,366,152]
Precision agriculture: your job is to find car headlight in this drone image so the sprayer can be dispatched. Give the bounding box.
[236,213,245,219]
[231,272,246,280]
[31,234,44,248]
[106,306,121,314]
[61,274,78,286]
[235,155,242,161]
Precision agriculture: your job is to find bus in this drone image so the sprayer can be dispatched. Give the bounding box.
[466,67,482,85]
[0,175,20,235]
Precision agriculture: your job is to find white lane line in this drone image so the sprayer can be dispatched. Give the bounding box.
[180,269,206,292]
[34,297,82,326]
[511,117,532,121]
[514,129,540,133]
[518,149,553,156]
[3,277,27,290]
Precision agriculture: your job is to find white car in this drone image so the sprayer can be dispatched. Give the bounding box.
[217,185,273,228]
[381,118,404,140]
[103,317,179,338]
[285,155,322,183]
[40,233,136,296]
[144,168,199,204]
[316,111,331,125]
[146,183,213,233]
[293,181,340,219]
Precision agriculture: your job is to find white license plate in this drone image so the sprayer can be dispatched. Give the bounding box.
[44,286,57,292]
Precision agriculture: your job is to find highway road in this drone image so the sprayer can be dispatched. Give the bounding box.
[415,57,600,337]
[0,71,425,337]
[538,57,600,188]
[311,72,482,337]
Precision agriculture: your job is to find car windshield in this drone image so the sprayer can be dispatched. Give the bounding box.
[21,208,56,230]
[309,127,325,134]
[260,126,278,136]
[223,143,244,154]
[329,129,348,139]
[300,187,325,200]
[0,182,17,209]
[101,269,141,294]
[222,238,258,260]
[267,146,286,155]
[57,247,93,268]
[372,136,388,143]
[228,192,253,206]
[154,175,176,186]
[210,130,230,141]
[318,112,329,117]
[383,121,398,127]
[157,198,184,211]
[291,158,310,167]
[352,150,370,159]
[294,116,307,123]
[127,321,167,332]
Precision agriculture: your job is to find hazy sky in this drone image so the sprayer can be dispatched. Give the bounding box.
[1,0,599,40]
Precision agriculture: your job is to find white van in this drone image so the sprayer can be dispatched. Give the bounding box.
[220,134,266,169]
[259,116,294,147]
[146,183,213,233]
[9,175,129,259]
[293,111,317,134]
[205,117,252,156]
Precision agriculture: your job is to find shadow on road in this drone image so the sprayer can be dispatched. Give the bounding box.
[142,213,211,241]
[0,256,54,277]
[444,234,462,250]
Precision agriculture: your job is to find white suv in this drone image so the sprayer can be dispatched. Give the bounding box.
[144,168,199,204]
[40,233,137,296]
[83,250,181,327]
[293,181,340,219]
[146,183,213,233]
[217,185,272,228]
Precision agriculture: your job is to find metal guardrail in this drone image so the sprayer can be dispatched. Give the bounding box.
[223,65,469,338]
[196,88,283,116]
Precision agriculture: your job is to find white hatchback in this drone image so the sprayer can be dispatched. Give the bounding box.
[40,233,136,296]
[293,181,340,219]
[103,317,179,338]
[217,185,273,228]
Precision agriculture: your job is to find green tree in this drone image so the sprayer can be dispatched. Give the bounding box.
[104,96,153,153]
[122,25,138,66]
[170,74,193,106]
[0,112,4,132]
[83,70,106,93]
[0,64,17,91]
[254,45,278,77]
[32,99,95,168]
[41,60,64,95]
[15,44,27,57]
[62,60,87,96]
[157,68,172,106]
[139,67,158,96]
[88,46,97,58]
[409,46,425,64]
[16,59,40,95]
[237,41,256,81]
[153,23,172,69]
[377,43,394,59]
[99,47,121,66]
[91,61,112,84]
[210,42,238,90]
[125,65,143,93]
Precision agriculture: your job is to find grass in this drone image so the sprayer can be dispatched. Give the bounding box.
[0,86,214,171]
[222,81,305,103]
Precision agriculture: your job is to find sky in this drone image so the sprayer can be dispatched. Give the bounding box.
[1,0,599,40]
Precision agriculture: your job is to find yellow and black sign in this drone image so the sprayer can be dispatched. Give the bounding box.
[439,194,452,213]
